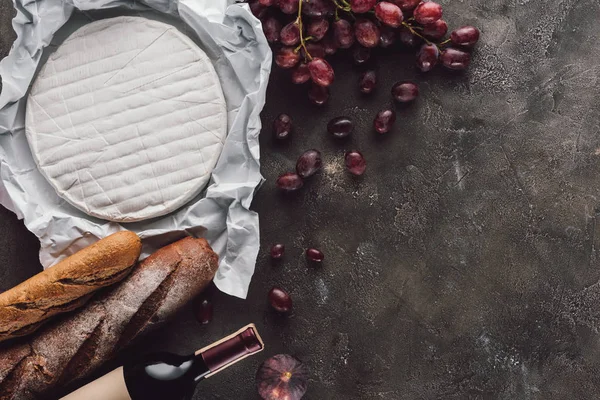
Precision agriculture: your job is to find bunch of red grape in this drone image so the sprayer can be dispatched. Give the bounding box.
[248,0,480,105]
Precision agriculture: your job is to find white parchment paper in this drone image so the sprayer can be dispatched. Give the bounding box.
[0,0,271,299]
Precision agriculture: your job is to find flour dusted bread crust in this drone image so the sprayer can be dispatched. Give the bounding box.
[0,237,219,400]
[0,231,142,343]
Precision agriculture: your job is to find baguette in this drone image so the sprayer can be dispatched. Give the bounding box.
[0,237,219,400]
[0,231,142,343]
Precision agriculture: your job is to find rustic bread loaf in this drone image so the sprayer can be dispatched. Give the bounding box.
[0,231,142,343]
[0,237,219,400]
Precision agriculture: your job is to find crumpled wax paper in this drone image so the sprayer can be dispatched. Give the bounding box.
[0,0,271,298]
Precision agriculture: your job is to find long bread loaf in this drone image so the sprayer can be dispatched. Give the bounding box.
[0,237,219,400]
[0,231,142,343]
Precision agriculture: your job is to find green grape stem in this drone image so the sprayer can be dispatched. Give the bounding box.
[296,0,312,61]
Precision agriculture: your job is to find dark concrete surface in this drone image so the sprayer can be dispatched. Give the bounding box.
[3,0,600,399]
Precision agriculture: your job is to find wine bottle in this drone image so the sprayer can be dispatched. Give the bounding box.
[61,324,264,400]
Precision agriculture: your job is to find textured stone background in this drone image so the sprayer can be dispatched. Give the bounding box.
[3,0,600,399]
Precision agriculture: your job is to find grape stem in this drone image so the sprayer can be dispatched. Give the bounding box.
[296,0,312,61]
[403,21,446,52]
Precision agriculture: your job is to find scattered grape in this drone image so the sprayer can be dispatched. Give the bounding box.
[392,0,421,11]
[345,151,367,175]
[327,116,354,139]
[441,48,471,70]
[375,2,404,28]
[374,109,396,133]
[307,19,329,41]
[306,248,325,262]
[268,287,293,313]
[413,1,443,25]
[291,63,311,84]
[263,17,281,44]
[195,298,213,325]
[333,19,355,49]
[350,0,378,13]
[359,70,377,94]
[270,243,285,259]
[423,19,448,40]
[296,149,323,178]
[280,21,300,46]
[392,81,419,102]
[308,83,330,106]
[450,26,480,48]
[416,43,439,72]
[276,47,301,68]
[279,0,299,14]
[353,45,371,65]
[355,19,380,48]
[273,113,292,140]
[308,58,335,87]
[277,173,304,191]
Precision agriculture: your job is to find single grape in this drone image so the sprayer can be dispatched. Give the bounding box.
[302,42,326,60]
[195,298,213,325]
[423,19,447,40]
[258,0,275,5]
[296,149,323,178]
[262,17,281,44]
[416,43,439,72]
[392,81,419,102]
[350,0,377,13]
[353,45,371,65]
[440,48,471,70]
[375,2,404,28]
[308,83,330,106]
[399,26,421,47]
[308,58,334,87]
[291,63,311,84]
[301,0,334,17]
[374,109,396,134]
[359,70,377,94]
[277,173,304,191]
[333,19,355,49]
[276,47,301,69]
[270,243,285,259]
[307,19,329,41]
[322,33,339,55]
[391,0,421,11]
[268,287,293,313]
[279,0,299,14]
[327,116,354,139]
[345,151,367,175]
[355,19,380,48]
[273,113,292,140]
[249,0,268,19]
[379,26,397,48]
[306,248,325,262]
[413,1,443,25]
[280,21,301,46]
[450,26,480,48]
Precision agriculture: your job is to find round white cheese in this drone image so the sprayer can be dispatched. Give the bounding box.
[25,16,227,222]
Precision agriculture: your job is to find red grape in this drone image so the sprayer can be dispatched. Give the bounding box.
[423,19,447,40]
[270,243,285,259]
[333,19,355,49]
[353,45,371,65]
[359,70,377,94]
[392,0,421,11]
[308,58,334,87]
[308,83,329,106]
[291,63,311,84]
[345,151,367,175]
[379,26,397,48]
[195,298,213,325]
[250,0,268,18]
[416,43,439,72]
[392,81,419,102]
[322,33,339,55]
[355,19,380,48]
[440,47,471,70]
[302,0,334,17]
[268,287,293,313]
[350,0,377,13]
[413,1,443,25]
[327,116,354,139]
[307,19,329,41]
[273,113,292,140]
[375,2,404,28]
[374,109,396,133]
[277,173,304,191]
[279,0,299,14]
[399,26,421,47]
[450,26,480,47]
[276,47,301,68]
[306,248,324,262]
[259,0,275,5]
[296,149,323,178]
[302,42,326,59]
[280,21,300,46]
[263,17,281,44]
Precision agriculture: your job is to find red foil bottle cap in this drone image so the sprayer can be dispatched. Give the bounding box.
[201,327,263,373]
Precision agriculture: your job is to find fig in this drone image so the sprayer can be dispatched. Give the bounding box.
[256,354,309,400]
